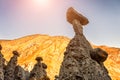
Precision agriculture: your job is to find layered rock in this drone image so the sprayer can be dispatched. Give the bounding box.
[58,8,111,80]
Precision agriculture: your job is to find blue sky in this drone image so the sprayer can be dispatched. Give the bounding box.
[0,0,120,47]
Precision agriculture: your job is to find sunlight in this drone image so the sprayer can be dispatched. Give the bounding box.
[33,0,50,6]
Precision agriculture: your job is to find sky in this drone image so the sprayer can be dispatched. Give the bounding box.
[0,0,120,47]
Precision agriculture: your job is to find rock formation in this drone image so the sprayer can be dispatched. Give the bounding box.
[0,33,119,80]
[29,57,50,80]
[90,48,108,63]
[58,7,111,80]
[14,65,26,80]
[0,45,5,80]
[4,51,19,80]
[0,44,49,80]
[0,35,69,80]
[0,7,119,80]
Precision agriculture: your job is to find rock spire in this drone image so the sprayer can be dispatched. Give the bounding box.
[58,7,111,80]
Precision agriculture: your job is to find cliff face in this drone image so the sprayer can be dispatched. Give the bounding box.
[0,34,120,80]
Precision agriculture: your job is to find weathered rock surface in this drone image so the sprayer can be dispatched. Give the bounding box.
[4,51,19,80]
[93,45,120,80]
[0,46,49,80]
[0,45,5,80]
[14,65,26,80]
[58,8,111,80]
[29,57,49,80]
[0,35,69,79]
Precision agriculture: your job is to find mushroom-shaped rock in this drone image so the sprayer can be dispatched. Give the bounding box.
[58,7,111,80]
[67,7,89,35]
[4,51,19,80]
[67,7,89,25]
[29,57,49,80]
[13,50,20,57]
[35,57,43,62]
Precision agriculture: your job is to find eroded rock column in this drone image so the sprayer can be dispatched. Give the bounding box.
[29,57,50,80]
[58,7,111,80]
[4,51,19,80]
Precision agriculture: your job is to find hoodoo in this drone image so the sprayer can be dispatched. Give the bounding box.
[58,7,111,80]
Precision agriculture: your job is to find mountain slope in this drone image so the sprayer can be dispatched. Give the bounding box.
[0,34,120,80]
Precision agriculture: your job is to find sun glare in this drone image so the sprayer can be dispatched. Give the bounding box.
[33,0,50,6]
